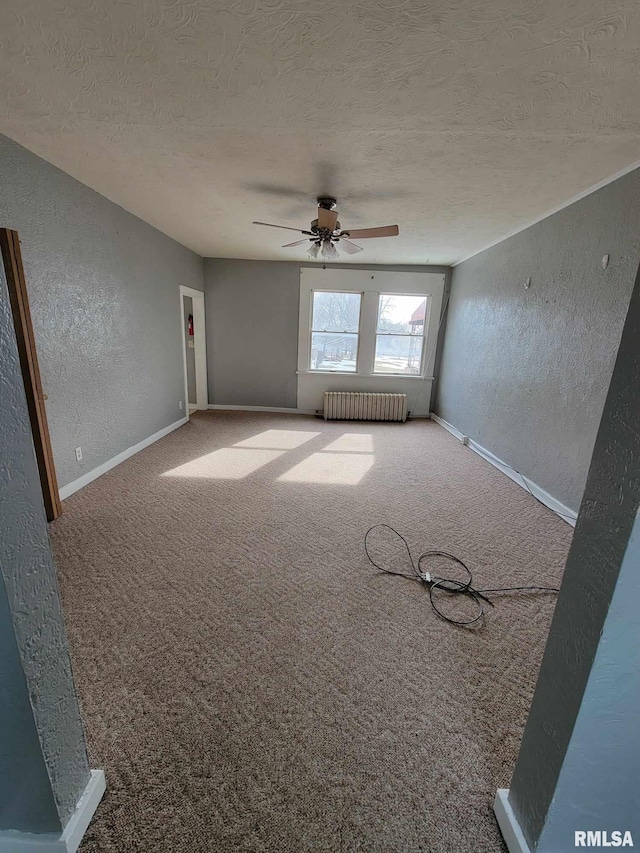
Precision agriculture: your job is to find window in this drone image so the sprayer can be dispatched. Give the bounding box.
[309,290,361,372]
[374,294,429,375]
[298,271,444,389]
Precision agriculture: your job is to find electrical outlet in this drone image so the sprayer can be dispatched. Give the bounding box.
[75,447,83,462]
[179,400,183,410]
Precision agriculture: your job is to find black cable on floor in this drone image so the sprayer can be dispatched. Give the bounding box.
[364,524,560,627]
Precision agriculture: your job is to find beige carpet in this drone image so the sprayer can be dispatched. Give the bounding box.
[51,412,572,852]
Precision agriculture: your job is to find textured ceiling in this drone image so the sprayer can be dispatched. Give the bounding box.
[1,0,639,264]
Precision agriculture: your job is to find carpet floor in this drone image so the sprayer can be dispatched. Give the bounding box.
[51,412,572,852]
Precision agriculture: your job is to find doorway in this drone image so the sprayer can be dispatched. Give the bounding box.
[179,285,208,419]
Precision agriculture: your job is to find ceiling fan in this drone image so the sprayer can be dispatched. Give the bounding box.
[253,197,399,260]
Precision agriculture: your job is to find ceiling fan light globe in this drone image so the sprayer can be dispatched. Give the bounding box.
[321,239,339,260]
[307,242,321,259]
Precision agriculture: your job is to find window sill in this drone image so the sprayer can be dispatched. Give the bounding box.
[298,370,435,380]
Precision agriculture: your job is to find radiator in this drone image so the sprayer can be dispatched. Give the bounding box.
[323,392,408,422]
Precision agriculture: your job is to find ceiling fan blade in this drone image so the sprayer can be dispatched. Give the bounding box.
[282,239,311,247]
[341,225,399,239]
[339,239,363,254]
[253,221,313,235]
[317,208,339,230]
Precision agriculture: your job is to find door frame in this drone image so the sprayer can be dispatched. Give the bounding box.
[1,229,62,520]
[179,285,208,418]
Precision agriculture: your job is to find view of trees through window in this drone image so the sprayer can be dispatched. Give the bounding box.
[310,291,361,372]
[309,290,428,374]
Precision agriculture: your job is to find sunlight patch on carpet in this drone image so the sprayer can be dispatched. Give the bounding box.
[322,433,374,453]
[232,429,321,450]
[277,452,375,485]
[161,448,285,479]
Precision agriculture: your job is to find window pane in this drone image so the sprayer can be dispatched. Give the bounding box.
[377,295,428,334]
[374,335,423,375]
[311,333,358,371]
[312,291,361,332]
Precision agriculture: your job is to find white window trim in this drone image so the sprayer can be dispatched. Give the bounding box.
[298,271,443,381]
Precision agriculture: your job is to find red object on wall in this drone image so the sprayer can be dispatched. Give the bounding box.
[188,314,194,336]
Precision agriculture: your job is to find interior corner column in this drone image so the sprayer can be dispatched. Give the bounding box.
[0,582,64,836]
[0,268,101,845]
[498,262,640,851]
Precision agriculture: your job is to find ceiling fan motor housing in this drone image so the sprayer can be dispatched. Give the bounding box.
[311,218,341,237]
[312,197,340,239]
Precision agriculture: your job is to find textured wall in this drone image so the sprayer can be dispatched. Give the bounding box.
[536,517,640,848]
[436,168,640,512]
[0,263,90,829]
[0,582,62,833]
[0,133,204,489]
[0,1,639,263]
[204,259,300,408]
[508,260,640,849]
[204,259,449,409]
[183,295,196,405]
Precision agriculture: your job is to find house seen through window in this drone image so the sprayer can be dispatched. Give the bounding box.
[309,289,428,376]
[374,294,428,375]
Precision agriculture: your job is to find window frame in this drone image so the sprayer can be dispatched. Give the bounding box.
[297,269,445,384]
[308,288,364,374]
[373,292,431,377]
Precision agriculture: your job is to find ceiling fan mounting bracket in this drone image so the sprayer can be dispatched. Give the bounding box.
[317,197,337,211]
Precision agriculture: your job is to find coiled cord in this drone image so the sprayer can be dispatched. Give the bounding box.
[364,524,560,626]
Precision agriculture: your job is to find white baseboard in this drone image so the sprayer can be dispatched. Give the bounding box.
[494,789,532,853]
[59,418,188,500]
[0,769,105,853]
[430,413,466,441]
[430,414,578,526]
[208,404,316,415]
[466,438,577,525]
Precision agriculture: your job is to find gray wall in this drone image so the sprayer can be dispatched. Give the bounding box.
[537,515,640,848]
[204,258,450,409]
[0,133,204,489]
[183,294,196,405]
[0,263,90,830]
[508,259,640,849]
[436,168,640,512]
[203,259,301,408]
[0,582,61,833]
